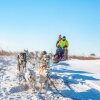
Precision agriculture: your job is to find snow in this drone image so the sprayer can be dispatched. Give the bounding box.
[0,56,100,100]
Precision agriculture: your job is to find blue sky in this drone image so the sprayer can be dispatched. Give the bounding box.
[0,0,100,55]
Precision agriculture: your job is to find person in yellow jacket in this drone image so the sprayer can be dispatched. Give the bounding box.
[57,36,69,60]
[56,35,62,47]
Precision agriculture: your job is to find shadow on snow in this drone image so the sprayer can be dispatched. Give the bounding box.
[61,89,100,100]
[9,84,29,94]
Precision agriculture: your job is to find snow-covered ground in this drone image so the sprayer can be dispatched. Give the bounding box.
[0,56,100,100]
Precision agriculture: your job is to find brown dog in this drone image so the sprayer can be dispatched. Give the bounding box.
[38,63,48,91]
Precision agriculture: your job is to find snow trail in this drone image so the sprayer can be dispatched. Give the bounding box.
[0,56,100,100]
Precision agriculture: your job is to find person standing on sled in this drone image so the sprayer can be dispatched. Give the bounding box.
[56,34,62,47]
[57,36,69,60]
[55,35,63,57]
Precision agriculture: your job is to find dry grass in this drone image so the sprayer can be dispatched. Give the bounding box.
[69,55,100,60]
[0,50,18,56]
[0,50,100,60]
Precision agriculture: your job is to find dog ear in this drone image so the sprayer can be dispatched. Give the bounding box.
[40,64,46,68]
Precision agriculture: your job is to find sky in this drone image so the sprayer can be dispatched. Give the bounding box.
[0,0,100,55]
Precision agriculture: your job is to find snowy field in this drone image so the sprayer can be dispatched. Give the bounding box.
[0,56,100,100]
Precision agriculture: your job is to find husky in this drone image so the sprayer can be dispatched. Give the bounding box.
[24,68,36,89]
[38,63,48,91]
[17,52,27,72]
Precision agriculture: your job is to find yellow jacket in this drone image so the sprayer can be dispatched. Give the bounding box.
[57,40,69,48]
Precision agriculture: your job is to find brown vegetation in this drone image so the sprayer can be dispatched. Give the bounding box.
[0,50,18,56]
[0,50,100,60]
[69,55,100,60]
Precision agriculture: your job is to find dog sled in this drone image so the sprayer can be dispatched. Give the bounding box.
[54,47,68,63]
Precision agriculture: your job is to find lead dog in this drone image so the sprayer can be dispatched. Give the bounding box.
[25,68,36,89]
[38,63,48,91]
[17,52,27,72]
